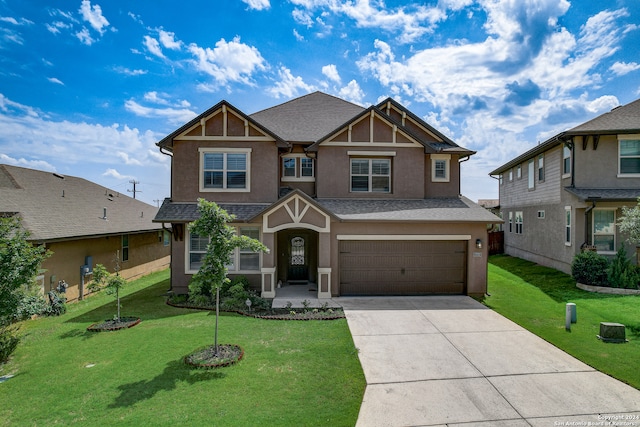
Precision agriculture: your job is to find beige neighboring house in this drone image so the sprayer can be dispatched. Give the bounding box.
[490,98,640,273]
[0,164,170,301]
[154,92,502,298]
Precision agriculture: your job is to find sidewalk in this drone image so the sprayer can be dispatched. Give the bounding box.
[336,296,640,426]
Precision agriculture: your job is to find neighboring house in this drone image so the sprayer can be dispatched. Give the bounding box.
[0,164,171,301]
[489,98,640,274]
[154,91,501,298]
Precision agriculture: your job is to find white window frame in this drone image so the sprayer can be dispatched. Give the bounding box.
[350,158,391,193]
[281,154,315,182]
[565,206,572,246]
[515,211,523,234]
[508,211,513,233]
[537,154,544,182]
[593,208,616,254]
[562,145,571,177]
[431,154,451,182]
[199,148,251,192]
[516,164,522,179]
[618,135,640,177]
[537,210,545,219]
[186,225,262,274]
[122,234,129,262]
[528,159,535,189]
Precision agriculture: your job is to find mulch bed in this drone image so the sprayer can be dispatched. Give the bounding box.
[166,299,345,320]
[87,317,141,332]
[184,344,244,369]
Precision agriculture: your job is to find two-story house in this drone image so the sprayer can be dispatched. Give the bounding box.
[154,92,501,298]
[489,98,640,274]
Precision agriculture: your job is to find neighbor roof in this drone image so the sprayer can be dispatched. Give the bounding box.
[250,91,365,143]
[566,98,640,135]
[0,164,162,242]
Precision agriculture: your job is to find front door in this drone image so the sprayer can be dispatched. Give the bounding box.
[288,236,308,281]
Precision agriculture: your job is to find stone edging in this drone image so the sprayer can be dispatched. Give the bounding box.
[577,283,640,295]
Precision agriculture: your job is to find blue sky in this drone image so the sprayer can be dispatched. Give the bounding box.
[1,0,639,206]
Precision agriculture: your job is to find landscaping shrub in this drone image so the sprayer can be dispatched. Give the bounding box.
[0,323,19,364]
[220,276,270,310]
[571,250,609,286]
[15,295,47,320]
[608,245,640,289]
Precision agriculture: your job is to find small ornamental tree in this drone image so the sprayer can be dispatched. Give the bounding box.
[189,199,269,355]
[618,197,640,245]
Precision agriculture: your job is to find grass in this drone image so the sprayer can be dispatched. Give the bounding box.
[0,270,365,427]
[485,254,640,389]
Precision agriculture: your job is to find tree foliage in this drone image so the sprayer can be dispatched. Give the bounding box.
[618,197,640,245]
[0,216,50,323]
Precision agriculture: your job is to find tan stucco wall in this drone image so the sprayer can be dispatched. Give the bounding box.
[170,139,280,203]
[41,231,170,301]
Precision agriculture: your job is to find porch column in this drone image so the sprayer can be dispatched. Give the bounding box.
[261,231,276,298]
[317,232,332,298]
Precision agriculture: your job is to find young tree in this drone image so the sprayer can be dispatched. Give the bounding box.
[0,216,50,362]
[189,199,269,354]
[619,197,640,245]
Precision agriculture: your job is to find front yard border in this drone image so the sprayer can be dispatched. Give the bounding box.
[166,299,345,320]
[577,283,640,295]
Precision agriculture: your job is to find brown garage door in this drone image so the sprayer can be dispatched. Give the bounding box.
[339,240,466,295]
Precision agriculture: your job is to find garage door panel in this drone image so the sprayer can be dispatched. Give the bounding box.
[339,240,466,295]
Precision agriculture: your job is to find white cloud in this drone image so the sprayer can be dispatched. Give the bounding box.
[0,16,34,25]
[46,21,72,35]
[79,0,110,35]
[242,0,270,10]
[338,80,365,105]
[113,66,147,76]
[0,154,56,172]
[158,30,182,50]
[187,36,267,86]
[124,99,197,124]
[102,168,133,180]
[293,28,305,41]
[322,64,341,84]
[610,61,640,76]
[75,27,95,45]
[143,35,165,58]
[116,151,142,166]
[47,77,64,85]
[267,66,315,98]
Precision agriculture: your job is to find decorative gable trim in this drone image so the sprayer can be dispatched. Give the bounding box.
[262,193,331,233]
[318,108,423,148]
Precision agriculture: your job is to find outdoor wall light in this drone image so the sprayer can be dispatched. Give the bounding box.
[476,239,482,249]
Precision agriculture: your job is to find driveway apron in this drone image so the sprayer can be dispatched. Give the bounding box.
[336,296,640,427]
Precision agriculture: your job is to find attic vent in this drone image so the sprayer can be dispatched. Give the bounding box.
[53,173,65,179]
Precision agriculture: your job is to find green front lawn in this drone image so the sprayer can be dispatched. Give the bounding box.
[485,255,640,390]
[0,270,365,427]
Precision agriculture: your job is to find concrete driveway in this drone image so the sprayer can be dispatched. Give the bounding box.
[336,296,640,427]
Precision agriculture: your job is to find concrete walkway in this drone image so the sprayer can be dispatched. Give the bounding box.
[336,296,640,427]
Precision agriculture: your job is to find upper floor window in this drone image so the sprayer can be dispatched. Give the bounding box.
[199,148,251,192]
[431,154,451,182]
[528,159,535,189]
[282,155,315,182]
[618,137,640,175]
[350,158,391,193]
[508,169,513,181]
[537,154,544,182]
[516,164,522,179]
[563,145,571,176]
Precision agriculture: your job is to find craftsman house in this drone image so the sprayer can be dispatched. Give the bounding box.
[0,164,170,301]
[154,92,501,298]
[489,98,640,273]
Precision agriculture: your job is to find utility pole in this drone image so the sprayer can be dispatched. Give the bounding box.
[128,180,141,199]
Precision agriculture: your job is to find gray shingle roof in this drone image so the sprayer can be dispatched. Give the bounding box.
[0,164,162,242]
[567,99,640,135]
[153,199,270,223]
[564,187,640,202]
[250,91,365,143]
[316,197,502,222]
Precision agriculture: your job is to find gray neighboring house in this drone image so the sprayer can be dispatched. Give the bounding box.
[489,98,640,273]
[0,164,170,301]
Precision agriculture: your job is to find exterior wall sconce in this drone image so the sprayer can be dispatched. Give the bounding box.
[476,239,482,249]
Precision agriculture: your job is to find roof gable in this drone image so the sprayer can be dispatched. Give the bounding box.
[157,100,286,151]
[567,98,640,135]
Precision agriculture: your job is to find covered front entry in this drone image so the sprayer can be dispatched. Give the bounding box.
[276,229,318,284]
[339,240,467,295]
